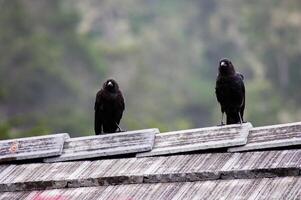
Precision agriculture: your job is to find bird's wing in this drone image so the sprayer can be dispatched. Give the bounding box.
[94,91,104,134]
[215,77,226,113]
[215,78,224,104]
[234,73,245,107]
[241,76,245,107]
[119,91,125,111]
[113,91,125,125]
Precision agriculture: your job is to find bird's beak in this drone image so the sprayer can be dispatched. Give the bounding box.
[107,81,113,87]
[220,62,227,67]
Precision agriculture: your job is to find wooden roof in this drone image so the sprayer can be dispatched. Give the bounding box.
[0,149,300,192]
[0,121,301,199]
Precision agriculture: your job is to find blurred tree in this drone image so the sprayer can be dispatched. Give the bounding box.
[1,0,301,139]
[0,0,107,139]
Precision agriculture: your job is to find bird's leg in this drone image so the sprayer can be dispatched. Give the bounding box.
[238,112,243,125]
[115,122,124,132]
[220,112,225,126]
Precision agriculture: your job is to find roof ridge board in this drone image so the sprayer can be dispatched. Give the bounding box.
[228,138,301,152]
[0,133,70,143]
[65,128,159,142]
[0,134,70,163]
[137,123,252,157]
[0,149,63,159]
[137,138,246,157]
[44,145,153,162]
[158,123,251,136]
[43,129,158,163]
[228,122,301,152]
[251,121,301,131]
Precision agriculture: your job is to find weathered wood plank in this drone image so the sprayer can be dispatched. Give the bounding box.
[44,129,158,163]
[136,123,252,157]
[0,177,300,200]
[228,122,301,152]
[0,133,69,163]
[1,150,301,192]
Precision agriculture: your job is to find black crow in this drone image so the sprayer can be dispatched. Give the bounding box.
[94,79,125,134]
[215,58,245,125]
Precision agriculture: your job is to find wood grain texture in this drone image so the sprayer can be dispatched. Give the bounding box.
[0,150,301,192]
[137,123,252,157]
[0,177,301,200]
[0,133,69,163]
[44,129,157,163]
[229,122,301,152]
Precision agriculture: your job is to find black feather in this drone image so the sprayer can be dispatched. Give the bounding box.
[94,79,125,134]
[215,59,245,124]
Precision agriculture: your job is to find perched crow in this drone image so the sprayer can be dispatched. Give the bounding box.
[94,79,125,134]
[215,59,245,125]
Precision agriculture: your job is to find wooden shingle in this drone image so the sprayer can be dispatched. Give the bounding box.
[1,177,300,200]
[1,149,300,192]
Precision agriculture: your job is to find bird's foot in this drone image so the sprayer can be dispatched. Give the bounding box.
[116,128,126,132]
[217,122,225,126]
[236,120,248,125]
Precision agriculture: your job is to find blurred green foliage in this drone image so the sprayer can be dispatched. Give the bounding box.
[0,0,301,139]
[0,0,106,138]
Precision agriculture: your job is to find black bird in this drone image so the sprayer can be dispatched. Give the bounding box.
[94,79,125,134]
[215,59,245,125]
